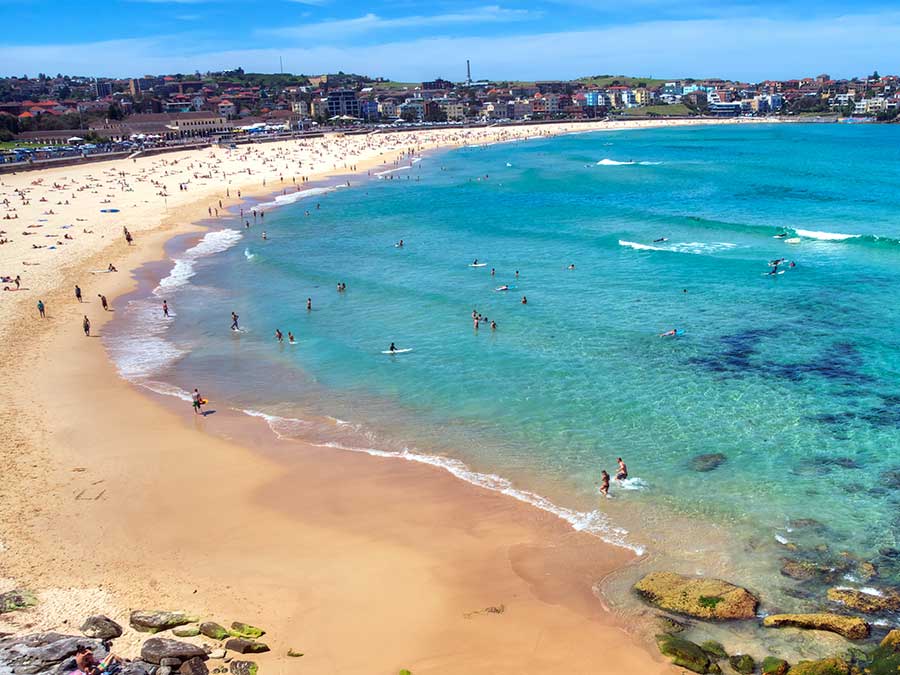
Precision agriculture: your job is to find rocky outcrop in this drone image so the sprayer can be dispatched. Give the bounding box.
[224,638,269,654]
[140,638,208,665]
[762,656,790,675]
[785,657,850,675]
[634,572,759,620]
[0,589,37,614]
[0,632,107,673]
[80,615,124,640]
[130,610,199,633]
[880,629,900,652]
[690,453,727,472]
[230,622,264,639]
[729,654,755,674]
[655,634,721,674]
[179,656,210,675]
[826,587,900,614]
[762,613,869,640]
[200,622,231,640]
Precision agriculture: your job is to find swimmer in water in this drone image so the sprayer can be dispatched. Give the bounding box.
[615,457,628,481]
[262,231,267,240]
[659,328,678,337]
[306,297,312,311]
[599,470,611,499]
[491,320,497,330]
[521,295,527,304]
[496,285,509,291]
[491,268,495,276]
[567,263,575,270]
[288,331,295,343]
[396,239,404,248]
[275,328,283,342]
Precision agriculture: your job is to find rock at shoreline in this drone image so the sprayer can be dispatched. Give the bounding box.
[762,613,869,640]
[762,656,790,675]
[634,572,759,620]
[200,622,231,640]
[179,656,210,675]
[655,614,687,634]
[121,661,155,675]
[173,625,201,638]
[140,638,208,665]
[229,622,264,639]
[881,629,900,651]
[655,634,720,674]
[229,660,258,675]
[780,558,838,582]
[0,589,37,614]
[80,614,124,640]
[729,654,755,674]
[208,650,227,660]
[857,561,877,581]
[785,657,850,675]
[690,453,727,472]
[826,587,900,614]
[131,610,199,633]
[0,632,107,673]
[700,640,727,659]
[224,638,269,654]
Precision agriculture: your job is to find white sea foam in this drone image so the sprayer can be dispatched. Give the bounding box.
[618,240,736,255]
[619,240,666,251]
[617,477,649,491]
[374,165,413,177]
[241,409,311,439]
[597,158,662,166]
[834,585,885,597]
[154,228,243,296]
[257,185,341,209]
[795,229,860,242]
[775,534,791,545]
[244,248,255,261]
[139,380,193,401]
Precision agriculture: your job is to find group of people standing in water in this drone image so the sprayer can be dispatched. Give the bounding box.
[599,458,629,498]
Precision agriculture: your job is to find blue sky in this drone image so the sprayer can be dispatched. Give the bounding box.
[1,0,899,80]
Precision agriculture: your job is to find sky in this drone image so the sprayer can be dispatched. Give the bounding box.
[0,0,898,81]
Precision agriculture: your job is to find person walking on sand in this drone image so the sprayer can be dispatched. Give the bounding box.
[192,388,203,415]
[74,284,82,302]
[599,470,611,499]
[615,457,628,482]
[231,312,239,331]
[37,300,45,318]
[98,294,108,311]
[82,315,91,337]
[162,300,169,318]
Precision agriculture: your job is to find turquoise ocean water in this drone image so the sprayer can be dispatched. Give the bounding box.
[108,123,900,645]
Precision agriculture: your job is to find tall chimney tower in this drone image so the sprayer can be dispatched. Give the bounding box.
[466,59,472,85]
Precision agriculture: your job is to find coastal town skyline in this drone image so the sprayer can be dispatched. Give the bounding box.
[2,1,900,79]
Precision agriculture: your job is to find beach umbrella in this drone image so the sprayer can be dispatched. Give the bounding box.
[67,136,84,142]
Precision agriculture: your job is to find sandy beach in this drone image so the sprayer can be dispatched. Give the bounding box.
[0,118,771,673]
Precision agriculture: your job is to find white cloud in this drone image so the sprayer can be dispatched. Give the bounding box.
[2,11,900,80]
[261,6,537,40]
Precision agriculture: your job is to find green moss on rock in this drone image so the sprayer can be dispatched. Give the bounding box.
[200,622,231,640]
[656,634,717,674]
[762,656,790,675]
[700,641,728,659]
[634,572,759,620]
[729,654,755,674]
[762,613,869,640]
[785,657,850,675]
[0,589,37,614]
[230,622,264,639]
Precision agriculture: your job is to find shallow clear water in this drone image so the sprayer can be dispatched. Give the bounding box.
[109,123,900,639]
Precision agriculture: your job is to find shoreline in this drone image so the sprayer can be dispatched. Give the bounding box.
[1,117,783,672]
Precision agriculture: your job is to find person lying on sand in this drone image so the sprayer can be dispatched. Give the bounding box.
[74,645,122,675]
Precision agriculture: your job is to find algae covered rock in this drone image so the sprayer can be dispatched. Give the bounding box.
[880,629,900,652]
[701,640,728,659]
[0,589,37,614]
[80,615,123,640]
[634,572,759,620]
[655,614,687,634]
[762,613,869,640]
[729,654,755,674]
[826,587,900,614]
[762,656,790,675]
[130,610,198,634]
[224,638,269,654]
[230,622,264,639]
[172,626,200,638]
[656,634,717,673]
[199,622,230,640]
[690,453,727,472]
[785,657,850,675]
[229,661,257,675]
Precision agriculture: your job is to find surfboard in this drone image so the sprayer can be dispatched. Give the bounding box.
[382,348,413,354]
[763,270,785,276]
[784,238,801,244]
[469,263,487,267]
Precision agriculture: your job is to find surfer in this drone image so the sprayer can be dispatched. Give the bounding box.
[275,328,283,343]
[653,237,668,243]
[496,285,509,291]
[599,470,611,499]
[472,258,478,266]
[774,233,787,239]
[769,258,786,267]
[389,342,397,353]
[231,312,239,331]
[288,332,296,343]
[192,388,203,415]
[615,458,628,481]
[659,328,678,337]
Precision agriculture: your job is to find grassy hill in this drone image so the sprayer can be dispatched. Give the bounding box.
[619,103,694,117]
